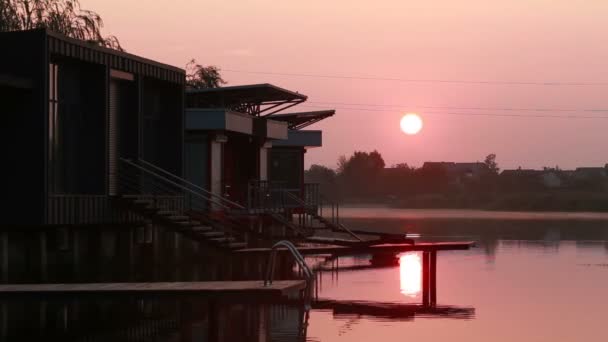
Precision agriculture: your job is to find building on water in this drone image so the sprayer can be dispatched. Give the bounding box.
[0,29,337,283]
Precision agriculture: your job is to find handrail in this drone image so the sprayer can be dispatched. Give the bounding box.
[135,158,245,210]
[264,240,313,286]
[119,158,234,210]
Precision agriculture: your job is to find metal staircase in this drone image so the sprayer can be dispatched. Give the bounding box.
[114,158,248,250]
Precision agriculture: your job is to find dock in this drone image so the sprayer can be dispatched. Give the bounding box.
[312,299,475,320]
[235,241,475,256]
[0,281,306,298]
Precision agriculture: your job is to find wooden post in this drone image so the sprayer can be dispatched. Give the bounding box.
[429,251,437,306]
[422,251,430,306]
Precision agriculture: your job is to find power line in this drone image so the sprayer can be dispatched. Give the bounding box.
[306,101,608,113]
[223,69,608,87]
[299,104,608,120]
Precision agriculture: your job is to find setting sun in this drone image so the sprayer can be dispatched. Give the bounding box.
[400,113,423,135]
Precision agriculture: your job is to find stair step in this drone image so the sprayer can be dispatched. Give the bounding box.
[226,242,247,249]
[209,237,236,244]
[198,231,225,238]
[190,226,213,232]
[166,215,190,221]
[133,199,154,205]
[157,211,180,216]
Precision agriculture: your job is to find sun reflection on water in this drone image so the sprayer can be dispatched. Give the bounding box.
[400,252,422,297]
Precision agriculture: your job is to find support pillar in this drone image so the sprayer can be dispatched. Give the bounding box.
[39,231,47,282]
[210,134,226,211]
[430,251,437,306]
[1,233,8,283]
[259,141,272,181]
[422,251,430,306]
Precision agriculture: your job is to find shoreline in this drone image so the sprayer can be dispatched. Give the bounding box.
[334,206,608,221]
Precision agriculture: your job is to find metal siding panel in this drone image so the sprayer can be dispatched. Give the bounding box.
[108,80,119,195]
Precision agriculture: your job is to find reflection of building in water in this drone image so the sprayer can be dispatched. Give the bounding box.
[0,296,308,342]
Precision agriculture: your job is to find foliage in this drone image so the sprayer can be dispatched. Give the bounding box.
[186,59,227,89]
[0,0,122,50]
[484,153,499,174]
[305,164,336,184]
[337,150,385,198]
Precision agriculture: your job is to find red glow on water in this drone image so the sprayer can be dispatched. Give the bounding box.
[400,252,422,297]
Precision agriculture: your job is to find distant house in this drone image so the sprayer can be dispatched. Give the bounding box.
[500,169,572,189]
[573,167,607,180]
[422,161,489,186]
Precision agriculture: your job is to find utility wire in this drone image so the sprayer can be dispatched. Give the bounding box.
[223,69,608,87]
[299,104,608,120]
[306,101,608,113]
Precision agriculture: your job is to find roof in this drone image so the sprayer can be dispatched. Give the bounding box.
[269,110,335,130]
[186,83,307,116]
[1,29,185,84]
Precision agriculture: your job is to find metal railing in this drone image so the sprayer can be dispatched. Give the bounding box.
[247,181,320,212]
[264,240,313,306]
[117,158,246,239]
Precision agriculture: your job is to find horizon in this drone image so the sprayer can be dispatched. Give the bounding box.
[81,0,608,170]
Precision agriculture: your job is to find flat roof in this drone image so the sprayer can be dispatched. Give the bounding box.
[269,110,335,130]
[0,29,185,84]
[187,83,307,116]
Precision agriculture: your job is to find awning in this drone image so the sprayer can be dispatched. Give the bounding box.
[187,83,307,116]
[268,110,335,130]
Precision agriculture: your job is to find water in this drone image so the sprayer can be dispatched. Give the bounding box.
[305,208,608,342]
[2,208,608,341]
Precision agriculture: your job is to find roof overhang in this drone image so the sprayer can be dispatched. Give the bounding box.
[268,110,335,130]
[187,108,289,140]
[186,108,253,135]
[271,130,322,148]
[186,83,307,116]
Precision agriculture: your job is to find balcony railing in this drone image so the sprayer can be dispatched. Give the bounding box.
[247,181,320,212]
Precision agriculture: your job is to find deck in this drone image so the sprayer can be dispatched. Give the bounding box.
[235,241,475,256]
[0,281,306,297]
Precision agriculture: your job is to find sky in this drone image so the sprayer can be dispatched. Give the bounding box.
[82,0,608,170]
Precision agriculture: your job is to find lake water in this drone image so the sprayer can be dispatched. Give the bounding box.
[2,208,608,341]
[306,208,608,342]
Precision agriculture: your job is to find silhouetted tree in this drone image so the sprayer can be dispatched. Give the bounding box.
[417,162,450,194]
[0,0,121,50]
[186,59,227,89]
[305,164,337,199]
[484,153,499,174]
[337,151,385,198]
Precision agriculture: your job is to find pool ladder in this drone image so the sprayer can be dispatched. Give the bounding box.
[264,240,313,305]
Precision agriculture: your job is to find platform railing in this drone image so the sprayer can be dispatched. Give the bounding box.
[264,240,313,286]
[117,158,247,239]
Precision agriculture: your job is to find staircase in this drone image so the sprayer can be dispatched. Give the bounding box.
[114,158,248,251]
[281,192,364,242]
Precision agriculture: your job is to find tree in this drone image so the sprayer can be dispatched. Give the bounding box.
[186,59,227,89]
[305,164,336,184]
[0,0,121,50]
[337,150,385,198]
[484,153,499,174]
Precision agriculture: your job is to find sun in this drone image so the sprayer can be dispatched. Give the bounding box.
[400,113,423,135]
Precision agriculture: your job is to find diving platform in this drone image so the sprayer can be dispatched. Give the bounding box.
[235,241,475,256]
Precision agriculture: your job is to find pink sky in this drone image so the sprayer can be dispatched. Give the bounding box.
[83,0,608,170]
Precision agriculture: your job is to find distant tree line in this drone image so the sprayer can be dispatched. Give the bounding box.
[305,151,608,211]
